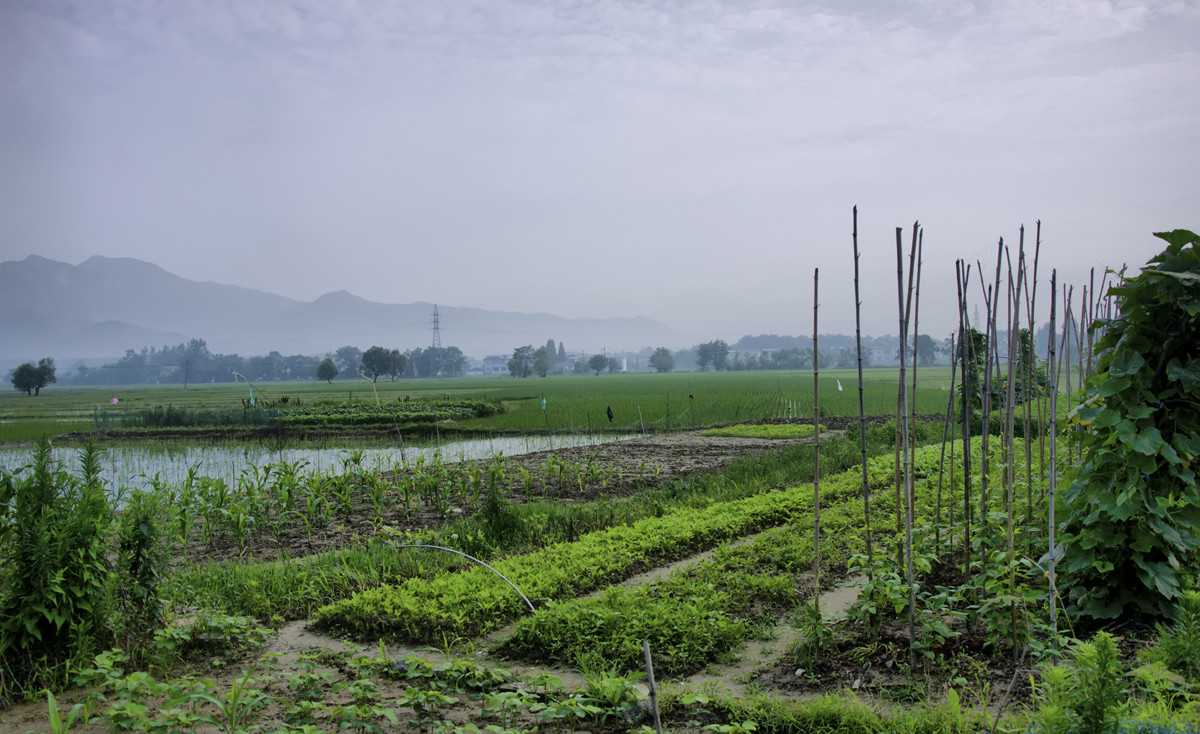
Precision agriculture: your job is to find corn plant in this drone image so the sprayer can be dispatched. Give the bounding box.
[189,666,274,734]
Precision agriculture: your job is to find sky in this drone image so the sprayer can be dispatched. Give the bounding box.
[2,0,1197,347]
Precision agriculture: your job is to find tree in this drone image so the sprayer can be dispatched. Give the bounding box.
[360,346,396,381]
[696,340,730,371]
[545,339,557,373]
[957,327,989,417]
[10,363,39,396]
[508,346,534,378]
[588,353,609,375]
[649,347,675,373]
[836,347,873,369]
[557,341,566,363]
[914,334,939,366]
[316,358,339,384]
[334,346,362,375]
[533,346,553,377]
[10,358,56,396]
[439,346,467,378]
[406,346,465,378]
[386,350,406,381]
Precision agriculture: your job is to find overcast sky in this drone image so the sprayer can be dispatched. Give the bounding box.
[2,0,1196,347]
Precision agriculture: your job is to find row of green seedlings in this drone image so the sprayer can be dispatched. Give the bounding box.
[165,428,891,625]
[822,433,1198,726]
[48,614,656,734]
[858,433,1112,668]
[311,453,898,645]
[271,398,502,426]
[148,448,655,556]
[49,604,1200,734]
[675,618,1199,734]
[833,435,1058,667]
[493,437,948,680]
[487,435,1060,692]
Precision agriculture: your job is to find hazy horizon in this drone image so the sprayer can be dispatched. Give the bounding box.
[2,1,1196,346]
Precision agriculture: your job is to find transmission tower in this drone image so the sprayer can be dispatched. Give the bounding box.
[431,305,442,377]
[431,305,442,349]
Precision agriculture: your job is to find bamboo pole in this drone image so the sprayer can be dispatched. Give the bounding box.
[895,227,916,666]
[1024,224,1041,516]
[643,641,663,734]
[1047,270,1060,663]
[1087,269,1095,379]
[895,224,919,554]
[1004,237,1025,661]
[852,206,874,571]
[910,231,924,494]
[934,333,958,557]
[813,268,822,619]
[977,240,1004,594]
[956,260,974,576]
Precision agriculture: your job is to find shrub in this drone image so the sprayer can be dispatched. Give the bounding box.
[0,438,114,701]
[1060,230,1200,620]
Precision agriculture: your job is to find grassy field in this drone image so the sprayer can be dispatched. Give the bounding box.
[0,368,957,443]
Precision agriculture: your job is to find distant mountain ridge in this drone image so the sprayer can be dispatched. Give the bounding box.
[0,255,675,366]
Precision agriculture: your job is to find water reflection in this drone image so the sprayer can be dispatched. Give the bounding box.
[0,433,637,492]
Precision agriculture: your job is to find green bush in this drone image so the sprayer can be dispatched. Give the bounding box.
[0,439,113,701]
[1061,230,1200,620]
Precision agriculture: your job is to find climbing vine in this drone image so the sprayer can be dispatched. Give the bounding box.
[1061,229,1200,619]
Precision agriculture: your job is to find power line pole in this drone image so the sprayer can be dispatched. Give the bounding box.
[431,305,442,377]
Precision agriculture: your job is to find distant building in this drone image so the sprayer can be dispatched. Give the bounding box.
[871,347,895,365]
[482,355,508,375]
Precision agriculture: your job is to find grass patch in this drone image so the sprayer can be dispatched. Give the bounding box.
[701,423,822,439]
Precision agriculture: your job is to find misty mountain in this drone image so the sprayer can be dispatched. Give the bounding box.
[0,255,675,366]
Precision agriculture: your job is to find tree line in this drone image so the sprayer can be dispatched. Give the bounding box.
[8,339,474,393]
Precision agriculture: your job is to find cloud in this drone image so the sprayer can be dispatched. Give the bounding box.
[1,0,1196,346]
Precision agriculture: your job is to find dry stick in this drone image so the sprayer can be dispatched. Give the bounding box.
[1047,270,1060,664]
[895,227,916,667]
[813,267,822,620]
[852,206,875,571]
[934,333,958,557]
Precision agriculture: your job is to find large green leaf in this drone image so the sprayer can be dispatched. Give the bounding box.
[1167,358,1200,389]
[1108,350,1146,378]
[1153,229,1200,249]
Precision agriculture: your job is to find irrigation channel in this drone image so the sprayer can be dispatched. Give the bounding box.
[0,433,638,493]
